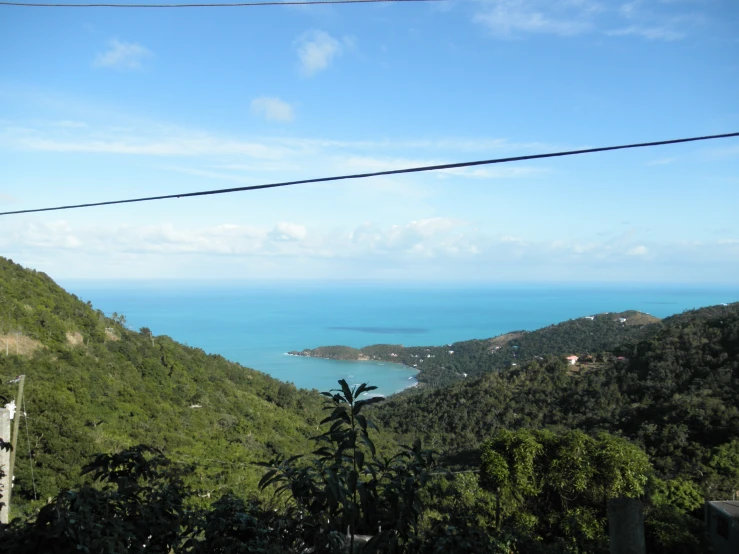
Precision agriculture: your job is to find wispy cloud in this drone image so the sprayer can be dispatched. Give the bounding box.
[295,30,347,76]
[474,0,703,40]
[0,119,559,170]
[0,124,292,159]
[6,217,730,265]
[5,218,739,281]
[269,222,308,242]
[250,96,295,123]
[645,157,676,166]
[626,245,649,256]
[93,39,152,70]
[52,120,88,128]
[474,0,600,38]
[606,24,683,40]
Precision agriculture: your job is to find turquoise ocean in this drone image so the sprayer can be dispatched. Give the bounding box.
[60,281,739,397]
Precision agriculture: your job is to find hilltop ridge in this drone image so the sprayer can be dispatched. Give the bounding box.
[291,310,661,386]
[372,301,739,483]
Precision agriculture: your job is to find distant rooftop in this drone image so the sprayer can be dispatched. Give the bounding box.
[709,501,739,519]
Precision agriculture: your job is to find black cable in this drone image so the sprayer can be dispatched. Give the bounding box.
[0,0,443,7]
[1,131,736,217]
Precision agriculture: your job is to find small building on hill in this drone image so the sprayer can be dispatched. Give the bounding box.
[706,501,739,554]
[566,355,579,365]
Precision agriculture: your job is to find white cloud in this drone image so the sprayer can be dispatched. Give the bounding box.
[250,97,295,123]
[0,124,291,159]
[474,0,701,40]
[0,118,563,167]
[606,24,684,40]
[269,222,307,242]
[0,120,561,187]
[295,30,344,77]
[52,120,88,128]
[645,157,676,166]
[93,39,152,70]
[5,220,739,281]
[474,0,599,37]
[626,245,649,256]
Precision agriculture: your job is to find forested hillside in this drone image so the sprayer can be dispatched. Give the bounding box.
[1,257,734,552]
[294,310,661,386]
[373,302,739,494]
[0,257,327,516]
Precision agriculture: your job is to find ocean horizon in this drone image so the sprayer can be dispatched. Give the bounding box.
[59,280,739,397]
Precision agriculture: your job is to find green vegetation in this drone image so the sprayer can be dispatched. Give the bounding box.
[0,257,329,516]
[297,311,661,387]
[1,381,707,553]
[0,381,454,553]
[291,345,365,360]
[373,303,739,483]
[1,256,736,552]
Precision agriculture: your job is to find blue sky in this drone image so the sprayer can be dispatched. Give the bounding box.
[1,0,738,282]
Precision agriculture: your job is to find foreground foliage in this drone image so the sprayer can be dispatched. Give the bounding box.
[1,382,707,553]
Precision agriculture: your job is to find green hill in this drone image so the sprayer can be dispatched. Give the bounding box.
[0,257,326,516]
[372,302,739,493]
[296,310,661,387]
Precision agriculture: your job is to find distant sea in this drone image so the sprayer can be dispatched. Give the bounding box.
[59,281,739,397]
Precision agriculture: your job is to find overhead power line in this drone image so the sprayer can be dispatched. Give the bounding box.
[0,0,442,7]
[1,131,737,217]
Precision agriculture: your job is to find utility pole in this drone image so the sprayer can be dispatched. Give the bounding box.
[6,375,25,519]
[13,332,21,355]
[0,406,10,524]
[609,496,646,554]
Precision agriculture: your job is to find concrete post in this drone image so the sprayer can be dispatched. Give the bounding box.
[608,496,646,554]
[0,407,11,524]
[7,375,25,496]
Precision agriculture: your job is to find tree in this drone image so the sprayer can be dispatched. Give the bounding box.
[708,439,739,498]
[2,445,193,553]
[479,429,651,553]
[258,379,438,553]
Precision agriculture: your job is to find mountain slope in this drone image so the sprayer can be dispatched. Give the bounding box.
[0,257,326,516]
[372,302,739,491]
